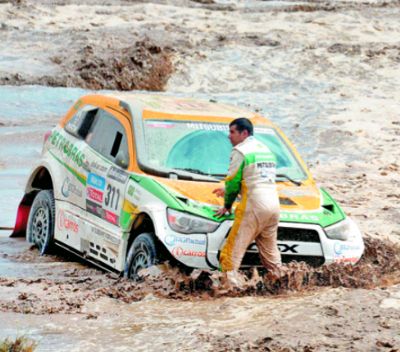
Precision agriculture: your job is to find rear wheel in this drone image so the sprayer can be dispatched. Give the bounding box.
[124,233,157,280]
[27,190,55,255]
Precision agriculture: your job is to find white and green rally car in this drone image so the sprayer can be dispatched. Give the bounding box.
[12,93,364,278]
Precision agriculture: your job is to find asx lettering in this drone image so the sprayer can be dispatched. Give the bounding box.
[278,244,299,253]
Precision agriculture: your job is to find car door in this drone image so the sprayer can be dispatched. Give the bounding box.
[54,105,98,251]
[59,105,98,211]
[80,107,132,267]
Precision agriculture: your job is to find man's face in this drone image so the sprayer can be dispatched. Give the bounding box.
[229,125,249,146]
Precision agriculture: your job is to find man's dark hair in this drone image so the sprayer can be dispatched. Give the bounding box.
[229,117,254,136]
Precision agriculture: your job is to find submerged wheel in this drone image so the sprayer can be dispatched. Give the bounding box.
[124,233,157,280]
[27,190,55,255]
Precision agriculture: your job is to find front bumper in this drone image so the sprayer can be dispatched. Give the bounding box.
[156,211,364,269]
[206,217,364,269]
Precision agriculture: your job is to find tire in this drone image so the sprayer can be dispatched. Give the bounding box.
[27,190,55,255]
[124,233,157,280]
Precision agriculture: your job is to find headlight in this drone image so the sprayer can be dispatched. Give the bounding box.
[325,218,353,241]
[167,208,220,234]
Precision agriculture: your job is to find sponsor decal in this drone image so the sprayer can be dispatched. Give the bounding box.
[280,187,316,198]
[127,185,142,203]
[171,247,206,258]
[147,122,176,129]
[61,177,83,198]
[87,173,106,190]
[86,200,120,225]
[57,210,79,233]
[49,130,86,168]
[87,187,103,203]
[334,257,359,264]
[107,166,129,184]
[186,122,228,131]
[257,162,275,168]
[165,234,206,247]
[90,161,108,173]
[280,212,320,222]
[87,199,105,217]
[127,185,135,197]
[91,227,120,246]
[105,210,119,225]
[257,162,276,181]
[278,243,299,253]
[334,242,362,256]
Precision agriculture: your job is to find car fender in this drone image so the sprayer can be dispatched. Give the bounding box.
[131,203,166,239]
[24,159,56,194]
[11,160,56,237]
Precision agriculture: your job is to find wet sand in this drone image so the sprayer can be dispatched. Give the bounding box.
[1,0,400,350]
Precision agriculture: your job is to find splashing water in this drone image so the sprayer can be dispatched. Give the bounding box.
[1,237,399,316]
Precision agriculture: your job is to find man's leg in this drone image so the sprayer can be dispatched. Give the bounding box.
[255,211,281,273]
[219,206,258,272]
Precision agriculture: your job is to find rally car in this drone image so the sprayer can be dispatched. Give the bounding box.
[12,93,364,278]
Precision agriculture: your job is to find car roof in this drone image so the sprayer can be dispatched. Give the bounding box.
[107,93,273,126]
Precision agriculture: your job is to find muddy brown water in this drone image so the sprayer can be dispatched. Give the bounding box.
[1,0,400,350]
[1,234,400,351]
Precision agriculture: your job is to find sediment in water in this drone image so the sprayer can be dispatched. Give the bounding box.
[1,237,399,315]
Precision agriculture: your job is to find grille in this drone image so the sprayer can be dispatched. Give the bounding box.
[278,227,320,242]
[241,252,325,268]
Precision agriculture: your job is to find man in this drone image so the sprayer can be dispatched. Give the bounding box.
[213,117,281,276]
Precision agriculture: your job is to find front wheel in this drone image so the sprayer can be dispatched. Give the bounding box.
[26,190,55,255]
[124,233,157,280]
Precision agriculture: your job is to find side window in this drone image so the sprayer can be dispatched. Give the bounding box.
[65,106,98,139]
[86,109,130,168]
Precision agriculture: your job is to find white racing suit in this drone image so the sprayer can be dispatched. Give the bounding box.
[220,136,281,272]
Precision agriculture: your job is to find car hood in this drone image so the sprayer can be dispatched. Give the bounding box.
[154,178,345,227]
[157,178,322,210]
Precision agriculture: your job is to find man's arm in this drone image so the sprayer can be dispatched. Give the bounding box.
[224,149,244,210]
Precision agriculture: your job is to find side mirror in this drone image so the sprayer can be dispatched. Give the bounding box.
[115,150,129,169]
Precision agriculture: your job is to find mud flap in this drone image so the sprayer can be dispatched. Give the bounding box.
[10,192,37,237]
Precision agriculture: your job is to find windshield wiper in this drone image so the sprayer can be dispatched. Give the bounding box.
[173,167,211,176]
[276,173,302,186]
[171,167,220,181]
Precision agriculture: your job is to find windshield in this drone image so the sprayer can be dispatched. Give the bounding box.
[139,120,307,180]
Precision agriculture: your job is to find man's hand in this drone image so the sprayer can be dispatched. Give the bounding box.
[213,187,225,198]
[214,207,231,218]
